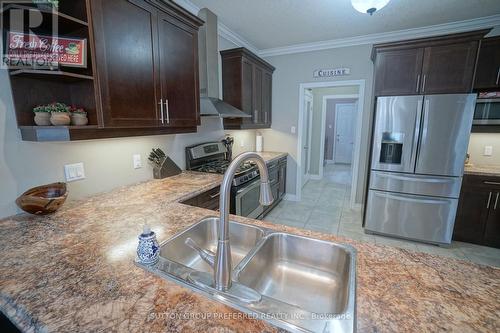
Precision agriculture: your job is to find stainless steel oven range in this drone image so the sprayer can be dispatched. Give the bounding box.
[186,142,264,219]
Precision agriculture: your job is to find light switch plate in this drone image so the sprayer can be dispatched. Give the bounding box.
[133,154,142,169]
[291,126,296,134]
[240,140,244,148]
[484,146,493,156]
[64,162,85,182]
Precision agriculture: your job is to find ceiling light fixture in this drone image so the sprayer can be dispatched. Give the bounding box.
[351,0,391,15]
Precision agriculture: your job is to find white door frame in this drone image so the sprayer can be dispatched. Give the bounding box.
[320,95,359,178]
[302,90,314,186]
[296,80,366,208]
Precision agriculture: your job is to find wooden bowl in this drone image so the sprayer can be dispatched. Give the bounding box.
[15,182,68,215]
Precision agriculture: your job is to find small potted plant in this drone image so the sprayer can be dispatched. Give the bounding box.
[70,106,88,126]
[49,102,71,126]
[32,0,59,11]
[33,105,52,126]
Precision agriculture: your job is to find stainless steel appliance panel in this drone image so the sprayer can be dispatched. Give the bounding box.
[415,94,476,177]
[371,96,423,173]
[235,179,263,219]
[365,190,458,244]
[473,98,500,125]
[370,171,462,198]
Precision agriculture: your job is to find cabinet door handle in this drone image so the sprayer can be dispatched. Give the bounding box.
[494,192,499,210]
[487,192,492,209]
[209,192,220,199]
[159,99,164,124]
[164,100,170,124]
[496,67,500,86]
[416,74,421,92]
[484,181,500,186]
[421,74,426,93]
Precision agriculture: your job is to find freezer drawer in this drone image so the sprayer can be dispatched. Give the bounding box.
[365,190,458,244]
[370,171,462,198]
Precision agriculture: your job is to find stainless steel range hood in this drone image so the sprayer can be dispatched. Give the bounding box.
[198,8,250,118]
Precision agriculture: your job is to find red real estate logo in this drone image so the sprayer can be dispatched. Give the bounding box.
[6,31,87,68]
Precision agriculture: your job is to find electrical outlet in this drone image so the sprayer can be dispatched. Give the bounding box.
[291,126,296,134]
[484,146,493,156]
[133,154,142,169]
[64,162,85,182]
[240,139,245,148]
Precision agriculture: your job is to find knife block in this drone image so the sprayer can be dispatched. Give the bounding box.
[153,156,182,179]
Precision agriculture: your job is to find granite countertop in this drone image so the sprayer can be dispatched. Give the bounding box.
[464,164,500,177]
[254,151,288,164]
[1,165,499,332]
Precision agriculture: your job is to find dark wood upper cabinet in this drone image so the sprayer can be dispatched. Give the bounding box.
[374,48,424,96]
[421,41,479,94]
[221,48,275,130]
[474,37,500,90]
[92,0,160,128]
[7,0,202,141]
[372,30,489,96]
[453,174,500,249]
[157,11,200,127]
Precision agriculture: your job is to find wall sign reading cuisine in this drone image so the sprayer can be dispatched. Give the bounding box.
[5,32,87,68]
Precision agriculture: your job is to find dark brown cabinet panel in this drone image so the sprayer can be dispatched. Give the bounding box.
[372,30,488,96]
[221,48,275,129]
[91,0,201,129]
[474,37,500,90]
[421,41,478,94]
[158,12,199,127]
[374,48,424,96]
[91,0,160,127]
[453,174,500,248]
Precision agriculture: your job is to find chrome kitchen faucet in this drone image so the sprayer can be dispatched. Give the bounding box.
[185,152,273,291]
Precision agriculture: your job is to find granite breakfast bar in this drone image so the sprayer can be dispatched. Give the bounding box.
[0,168,499,332]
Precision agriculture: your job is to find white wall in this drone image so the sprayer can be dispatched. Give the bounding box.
[0,36,255,219]
[468,133,500,165]
[261,44,374,203]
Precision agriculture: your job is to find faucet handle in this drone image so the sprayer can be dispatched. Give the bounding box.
[185,238,215,268]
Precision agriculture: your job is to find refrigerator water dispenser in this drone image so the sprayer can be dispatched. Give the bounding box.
[379,132,403,164]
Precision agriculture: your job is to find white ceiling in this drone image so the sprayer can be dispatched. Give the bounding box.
[190,0,500,50]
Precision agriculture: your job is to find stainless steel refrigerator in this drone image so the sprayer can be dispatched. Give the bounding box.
[365,94,476,245]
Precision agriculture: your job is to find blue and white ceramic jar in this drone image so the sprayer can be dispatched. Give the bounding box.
[137,225,159,265]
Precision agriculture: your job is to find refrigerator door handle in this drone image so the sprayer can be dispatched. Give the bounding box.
[410,98,423,169]
[413,98,427,170]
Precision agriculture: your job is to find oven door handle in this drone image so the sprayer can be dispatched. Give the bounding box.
[236,179,261,196]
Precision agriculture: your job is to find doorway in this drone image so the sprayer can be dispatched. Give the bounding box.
[296,80,366,208]
[301,89,313,188]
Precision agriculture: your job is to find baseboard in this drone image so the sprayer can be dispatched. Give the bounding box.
[309,174,322,180]
[284,194,299,201]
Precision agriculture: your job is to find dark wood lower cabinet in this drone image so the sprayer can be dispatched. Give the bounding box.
[453,174,500,248]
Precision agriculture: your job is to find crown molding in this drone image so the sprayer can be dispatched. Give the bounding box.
[173,0,259,53]
[258,14,500,58]
[217,22,259,54]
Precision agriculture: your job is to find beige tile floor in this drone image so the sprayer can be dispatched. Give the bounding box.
[264,164,500,267]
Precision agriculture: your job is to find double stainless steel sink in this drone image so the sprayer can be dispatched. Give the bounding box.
[138,217,356,333]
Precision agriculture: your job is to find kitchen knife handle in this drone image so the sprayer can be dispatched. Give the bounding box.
[486,192,492,209]
[159,99,164,124]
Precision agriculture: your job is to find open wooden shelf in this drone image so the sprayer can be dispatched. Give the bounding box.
[10,69,93,82]
[1,3,88,32]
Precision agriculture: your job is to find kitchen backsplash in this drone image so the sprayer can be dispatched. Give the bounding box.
[468,133,500,165]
